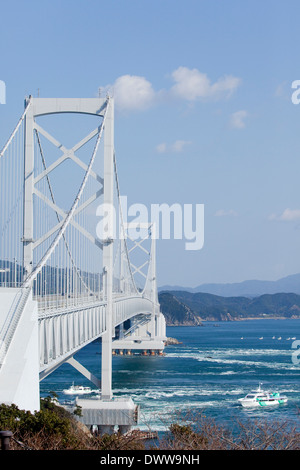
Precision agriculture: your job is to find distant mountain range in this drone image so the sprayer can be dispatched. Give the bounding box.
[158,291,300,324]
[158,273,300,298]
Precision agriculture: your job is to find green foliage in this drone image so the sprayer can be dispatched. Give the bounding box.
[73,405,82,417]
[158,292,199,324]
[0,403,30,433]
[0,397,83,449]
[0,400,145,450]
[170,423,194,437]
[159,290,300,323]
[163,422,208,450]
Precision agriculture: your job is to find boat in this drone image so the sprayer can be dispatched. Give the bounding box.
[238,384,288,408]
[63,382,93,395]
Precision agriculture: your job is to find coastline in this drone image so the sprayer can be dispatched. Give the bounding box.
[165,316,300,326]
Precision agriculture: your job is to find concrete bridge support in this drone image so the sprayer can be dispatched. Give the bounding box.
[0,288,39,412]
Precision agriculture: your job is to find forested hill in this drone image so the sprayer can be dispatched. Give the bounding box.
[158,291,300,325]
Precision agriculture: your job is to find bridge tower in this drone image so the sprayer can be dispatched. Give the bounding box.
[0,96,166,424]
[0,97,116,411]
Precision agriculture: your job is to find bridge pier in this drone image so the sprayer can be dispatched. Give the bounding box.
[112,312,167,356]
[75,397,139,436]
[98,425,115,435]
[0,288,39,413]
[94,424,131,436]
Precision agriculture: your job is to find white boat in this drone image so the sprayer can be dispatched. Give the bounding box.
[63,382,93,395]
[238,384,288,408]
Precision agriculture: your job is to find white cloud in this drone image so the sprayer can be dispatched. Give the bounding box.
[103,67,241,112]
[156,142,167,153]
[215,209,238,217]
[170,66,241,101]
[230,110,248,129]
[269,208,300,221]
[172,140,191,152]
[156,140,191,154]
[109,74,156,112]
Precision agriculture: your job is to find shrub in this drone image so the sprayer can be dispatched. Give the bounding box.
[0,397,87,450]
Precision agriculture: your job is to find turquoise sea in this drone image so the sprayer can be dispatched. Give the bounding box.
[40,319,300,432]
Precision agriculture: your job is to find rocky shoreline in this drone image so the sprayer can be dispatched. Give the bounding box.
[165,337,182,345]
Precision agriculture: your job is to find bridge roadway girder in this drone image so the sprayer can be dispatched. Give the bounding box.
[38,295,155,380]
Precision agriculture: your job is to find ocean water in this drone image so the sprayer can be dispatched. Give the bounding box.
[40,319,300,432]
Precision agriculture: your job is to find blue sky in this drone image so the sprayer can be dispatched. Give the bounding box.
[1,0,300,287]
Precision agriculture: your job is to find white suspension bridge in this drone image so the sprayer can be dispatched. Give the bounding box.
[0,96,166,431]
